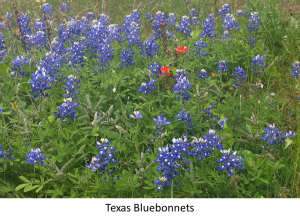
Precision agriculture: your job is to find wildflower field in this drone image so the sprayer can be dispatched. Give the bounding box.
[0,0,300,198]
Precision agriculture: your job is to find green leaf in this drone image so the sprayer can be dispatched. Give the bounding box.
[284,137,293,149]
[143,187,154,190]
[76,144,86,155]
[48,114,56,124]
[19,176,30,183]
[36,185,43,193]
[0,63,10,77]
[15,183,28,191]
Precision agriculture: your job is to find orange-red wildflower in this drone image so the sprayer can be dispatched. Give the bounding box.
[175,46,189,54]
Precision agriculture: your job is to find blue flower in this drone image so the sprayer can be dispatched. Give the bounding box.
[130,111,143,120]
[291,61,300,79]
[10,56,31,77]
[29,66,54,99]
[175,110,194,130]
[55,98,79,121]
[217,4,232,19]
[0,144,15,160]
[232,66,248,88]
[86,12,95,21]
[122,10,142,47]
[119,49,135,67]
[197,69,209,79]
[42,3,55,18]
[137,78,156,94]
[87,140,118,182]
[216,60,229,73]
[248,12,261,47]
[60,3,70,13]
[176,16,192,37]
[148,62,161,77]
[63,75,80,100]
[190,8,198,17]
[174,69,187,78]
[201,14,216,38]
[0,107,2,113]
[140,37,160,57]
[26,148,46,165]
[173,76,192,104]
[153,113,171,135]
[217,148,245,177]
[251,54,266,76]
[193,39,208,59]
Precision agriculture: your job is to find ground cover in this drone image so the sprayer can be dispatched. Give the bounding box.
[0,0,300,198]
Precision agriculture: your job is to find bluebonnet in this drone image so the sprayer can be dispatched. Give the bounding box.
[0,33,6,50]
[221,14,240,31]
[0,107,2,113]
[216,60,229,73]
[176,16,192,37]
[174,69,187,78]
[86,12,95,21]
[140,37,159,57]
[192,129,223,161]
[218,118,227,130]
[151,11,168,38]
[0,33,7,63]
[61,3,70,13]
[55,98,79,121]
[153,139,191,191]
[29,66,54,99]
[193,38,207,59]
[248,12,261,46]
[166,13,177,37]
[0,144,15,160]
[237,10,248,17]
[130,111,143,120]
[18,13,32,39]
[108,24,123,42]
[10,56,31,77]
[39,51,64,78]
[251,54,266,76]
[122,10,142,47]
[148,62,161,77]
[26,148,46,166]
[153,113,171,136]
[232,66,248,88]
[201,14,216,38]
[26,19,48,50]
[291,61,300,79]
[217,148,245,176]
[220,30,232,44]
[261,123,292,146]
[173,76,192,104]
[67,41,86,70]
[42,3,55,18]
[119,49,135,67]
[204,103,215,117]
[191,17,200,25]
[248,12,261,35]
[63,75,80,100]
[217,4,232,19]
[5,12,13,21]
[137,78,156,94]
[190,8,198,17]
[175,110,195,130]
[86,139,118,183]
[197,69,209,79]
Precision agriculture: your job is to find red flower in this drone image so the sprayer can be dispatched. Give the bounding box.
[159,21,165,26]
[159,66,172,77]
[175,46,189,54]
